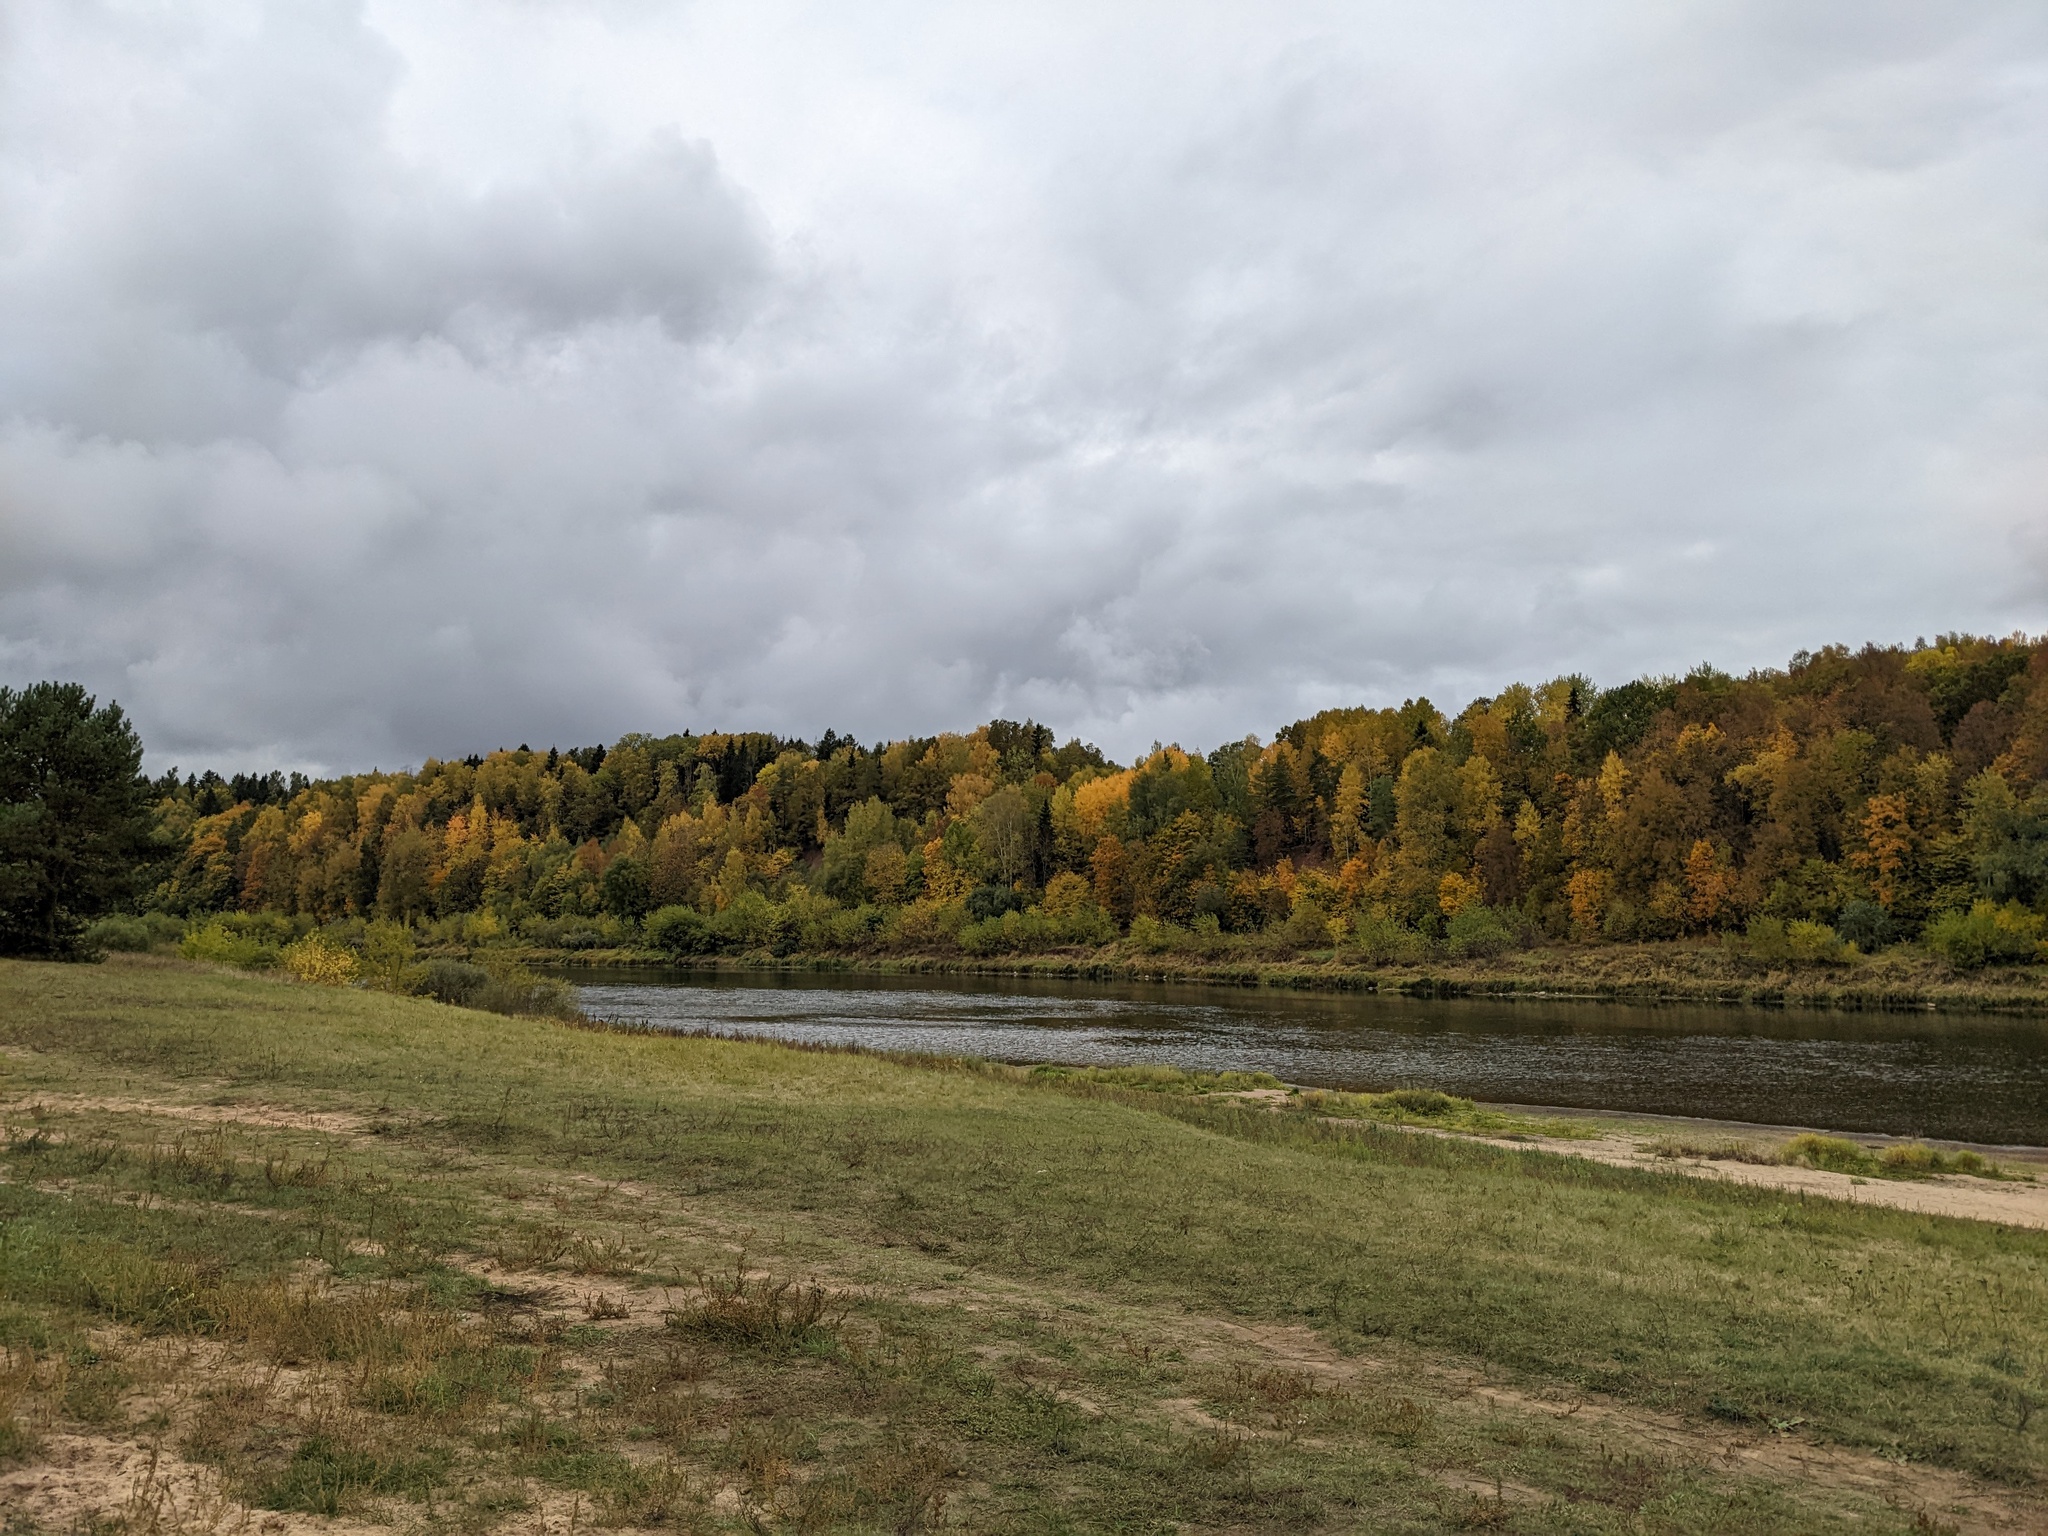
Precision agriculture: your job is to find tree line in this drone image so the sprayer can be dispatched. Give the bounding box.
[4,633,2046,965]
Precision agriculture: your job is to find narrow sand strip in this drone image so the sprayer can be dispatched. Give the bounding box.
[1476,1128,2048,1229]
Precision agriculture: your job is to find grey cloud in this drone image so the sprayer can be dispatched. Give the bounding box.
[0,1,2044,771]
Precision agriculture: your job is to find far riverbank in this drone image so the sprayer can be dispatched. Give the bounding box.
[452,938,2048,1015]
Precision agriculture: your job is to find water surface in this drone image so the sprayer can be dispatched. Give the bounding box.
[572,969,2048,1145]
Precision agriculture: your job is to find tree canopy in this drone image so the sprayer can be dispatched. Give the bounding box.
[126,632,2048,957]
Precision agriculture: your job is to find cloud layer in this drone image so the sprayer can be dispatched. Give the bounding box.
[2,0,2044,771]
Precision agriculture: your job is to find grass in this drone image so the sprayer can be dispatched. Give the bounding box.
[0,955,2040,1532]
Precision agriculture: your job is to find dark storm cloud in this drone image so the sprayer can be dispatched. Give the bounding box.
[0,0,2043,771]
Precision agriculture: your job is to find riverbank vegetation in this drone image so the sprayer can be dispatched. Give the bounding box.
[113,634,2048,995]
[2,955,2045,1532]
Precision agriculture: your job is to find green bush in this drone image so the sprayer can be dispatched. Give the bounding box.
[1445,904,1515,959]
[1347,914,1427,965]
[1126,913,1190,954]
[1924,900,2046,969]
[1834,899,1895,951]
[644,905,716,957]
[1276,901,1336,951]
[473,967,581,1020]
[1375,1088,1472,1117]
[1779,1133,1997,1180]
[712,890,778,951]
[83,914,154,952]
[1744,915,1851,964]
[409,959,490,1007]
[180,920,278,970]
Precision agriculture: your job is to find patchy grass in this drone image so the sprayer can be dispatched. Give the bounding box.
[0,954,2042,1533]
[1033,1063,1606,1139]
[1779,1132,2024,1182]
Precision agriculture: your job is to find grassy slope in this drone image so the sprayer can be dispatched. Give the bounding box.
[0,956,2043,1534]
[495,941,2048,1014]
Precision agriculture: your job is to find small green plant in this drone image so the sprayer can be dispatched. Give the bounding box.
[1375,1088,1469,1117]
[257,1432,450,1515]
[667,1256,846,1352]
[1778,1134,2007,1180]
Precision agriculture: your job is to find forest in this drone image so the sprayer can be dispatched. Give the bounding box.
[134,633,2048,969]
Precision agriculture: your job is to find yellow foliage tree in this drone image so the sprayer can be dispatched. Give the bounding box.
[1850,793,1913,909]
[1437,870,1484,918]
[1566,867,1611,938]
[1683,839,1737,929]
[281,934,359,986]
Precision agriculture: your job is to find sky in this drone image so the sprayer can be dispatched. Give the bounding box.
[1,1,2044,774]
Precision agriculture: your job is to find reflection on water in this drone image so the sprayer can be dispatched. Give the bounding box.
[570,969,2048,1145]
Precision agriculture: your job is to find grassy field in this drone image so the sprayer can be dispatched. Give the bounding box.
[1,957,2045,1534]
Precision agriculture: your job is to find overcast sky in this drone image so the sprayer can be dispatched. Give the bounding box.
[2,2,2044,773]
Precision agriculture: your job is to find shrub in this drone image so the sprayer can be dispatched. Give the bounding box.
[1375,1088,1471,1117]
[409,958,490,1007]
[1779,1133,1996,1180]
[1780,1133,1871,1174]
[469,959,581,1020]
[1276,901,1337,951]
[957,907,1071,956]
[966,883,1028,921]
[1054,902,1118,946]
[1444,904,1515,959]
[1126,913,1193,954]
[1924,900,2046,969]
[1745,915,1851,964]
[712,890,777,951]
[1834,898,1895,951]
[280,934,358,986]
[83,914,153,952]
[897,898,968,948]
[644,905,716,957]
[360,920,416,985]
[180,920,278,969]
[1347,914,1427,965]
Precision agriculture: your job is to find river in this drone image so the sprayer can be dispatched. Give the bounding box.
[570,969,2048,1146]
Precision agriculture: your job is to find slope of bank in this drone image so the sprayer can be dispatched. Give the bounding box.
[484,938,2048,1013]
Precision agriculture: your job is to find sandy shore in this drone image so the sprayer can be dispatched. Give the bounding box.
[1468,1106,2048,1230]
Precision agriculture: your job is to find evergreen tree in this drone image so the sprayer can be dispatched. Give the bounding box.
[0,683,158,956]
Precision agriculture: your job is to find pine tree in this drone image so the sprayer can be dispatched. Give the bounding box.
[0,683,158,956]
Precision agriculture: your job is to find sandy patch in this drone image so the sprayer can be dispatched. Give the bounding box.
[1465,1128,2048,1230]
[0,1431,382,1536]
[3,1092,367,1137]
